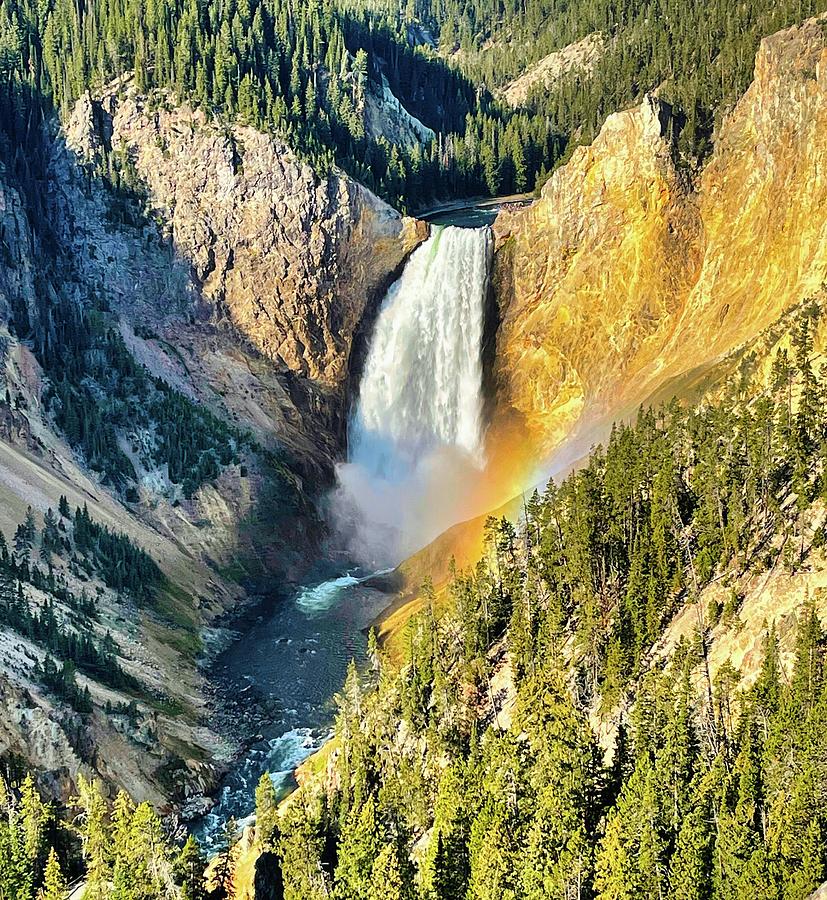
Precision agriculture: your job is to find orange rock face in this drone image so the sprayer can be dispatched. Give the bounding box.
[492,15,827,471]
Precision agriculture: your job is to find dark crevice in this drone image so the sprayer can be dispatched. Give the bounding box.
[480,230,507,437]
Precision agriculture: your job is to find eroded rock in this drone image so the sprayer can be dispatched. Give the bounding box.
[63,87,426,390]
[492,15,827,467]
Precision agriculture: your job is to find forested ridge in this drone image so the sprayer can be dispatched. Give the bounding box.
[0,0,558,210]
[261,297,827,900]
[352,0,825,162]
[1,0,820,213]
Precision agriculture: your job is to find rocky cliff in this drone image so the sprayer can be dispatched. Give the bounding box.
[500,33,606,107]
[0,171,37,328]
[0,80,425,810]
[43,84,428,587]
[492,14,827,472]
[382,14,827,647]
[63,84,424,393]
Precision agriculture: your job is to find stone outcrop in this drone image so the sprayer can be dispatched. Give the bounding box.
[501,33,606,107]
[493,94,700,459]
[492,15,827,468]
[0,674,88,798]
[0,166,37,326]
[365,74,436,150]
[63,87,425,390]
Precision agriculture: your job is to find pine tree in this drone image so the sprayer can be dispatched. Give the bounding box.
[213,816,237,897]
[515,660,598,900]
[466,801,516,900]
[369,844,407,900]
[0,778,33,900]
[110,789,135,861]
[334,795,380,900]
[19,775,49,873]
[255,773,279,850]
[75,776,111,899]
[790,597,823,713]
[594,758,666,900]
[421,764,470,900]
[668,801,712,900]
[37,847,66,900]
[713,731,763,900]
[175,835,207,900]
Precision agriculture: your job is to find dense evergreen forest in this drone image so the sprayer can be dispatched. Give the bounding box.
[0,774,208,899]
[356,0,823,161]
[262,299,827,900]
[0,499,165,713]
[0,0,558,210]
[0,0,822,212]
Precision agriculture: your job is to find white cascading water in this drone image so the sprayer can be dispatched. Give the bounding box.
[333,224,493,564]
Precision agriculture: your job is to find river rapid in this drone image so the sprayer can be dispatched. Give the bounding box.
[196,570,391,850]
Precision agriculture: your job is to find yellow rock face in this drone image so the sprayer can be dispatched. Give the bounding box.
[492,15,827,471]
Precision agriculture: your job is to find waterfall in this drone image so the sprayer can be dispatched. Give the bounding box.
[351,225,491,475]
[334,224,493,564]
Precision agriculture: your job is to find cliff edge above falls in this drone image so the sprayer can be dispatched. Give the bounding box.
[492,14,827,470]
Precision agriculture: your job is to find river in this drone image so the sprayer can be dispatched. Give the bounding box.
[420,192,533,227]
[195,570,391,850]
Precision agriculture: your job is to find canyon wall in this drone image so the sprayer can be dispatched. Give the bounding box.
[59,86,425,452]
[385,14,827,643]
[492,14,827,468]
[0,82,425,807]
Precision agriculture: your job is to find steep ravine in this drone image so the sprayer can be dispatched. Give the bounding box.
[61,83,427,456]
[213,18,827,893]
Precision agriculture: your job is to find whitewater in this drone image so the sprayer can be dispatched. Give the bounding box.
[198,221,494,847]
[335,224,493,563]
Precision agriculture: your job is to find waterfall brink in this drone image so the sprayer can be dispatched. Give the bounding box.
[333,225,493,565]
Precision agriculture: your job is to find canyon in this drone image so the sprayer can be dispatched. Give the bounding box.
[382,13,827,635]
[493,14,827,469]
[0,4,826,861]
[0,82,425,809]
